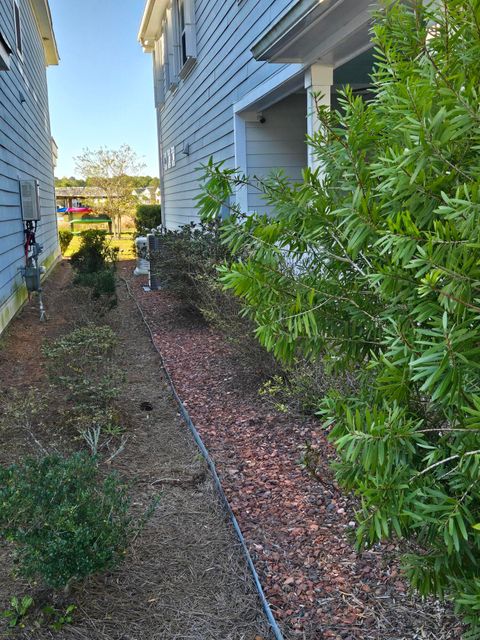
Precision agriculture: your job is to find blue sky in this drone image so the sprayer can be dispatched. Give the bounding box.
[47,0,158,178]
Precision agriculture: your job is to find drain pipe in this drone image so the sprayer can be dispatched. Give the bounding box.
[121,277,284,640]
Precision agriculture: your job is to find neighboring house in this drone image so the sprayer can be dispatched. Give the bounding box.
[138,0,377,229]
[132,185,161,204]
[0,0,59,334]
[56,186,161,211]
[55,186,113,210]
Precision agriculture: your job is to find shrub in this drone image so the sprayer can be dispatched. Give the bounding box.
[151,221,278,378]
[0,453,131,590]
[198,0,480,632]
[58,230,73,254]
[135,204,162,235]
[150,221,230,306]
[70,230,118,302]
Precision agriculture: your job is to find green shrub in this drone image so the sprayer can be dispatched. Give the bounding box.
[0,453,131,590]
[70,230,118,302]
[199,0,480,633]
[135,204,162,235]
[58,230,73,254]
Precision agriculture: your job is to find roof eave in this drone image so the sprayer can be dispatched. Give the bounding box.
[252,0,328,61]
[29,0,59,65]
[138,0,168,52]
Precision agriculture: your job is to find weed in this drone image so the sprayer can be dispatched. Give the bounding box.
[1,596,34,629]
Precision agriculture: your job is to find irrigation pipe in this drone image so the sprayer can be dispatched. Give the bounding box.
[121,277,284,640]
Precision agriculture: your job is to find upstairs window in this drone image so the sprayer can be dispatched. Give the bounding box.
[174,0,196,78]
[0,30,12,70]
[178,0,187,67]
[13,0,22,57]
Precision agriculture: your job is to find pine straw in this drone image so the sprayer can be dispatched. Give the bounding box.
[0,262,272,640]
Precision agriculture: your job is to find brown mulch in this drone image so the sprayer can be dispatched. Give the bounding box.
[0,261,272,640]
[129,267,463,640]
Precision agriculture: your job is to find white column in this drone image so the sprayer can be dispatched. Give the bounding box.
[305,64,333,172]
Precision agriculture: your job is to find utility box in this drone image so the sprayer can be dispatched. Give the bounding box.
[148,234,162,291]
[20,180,41,221]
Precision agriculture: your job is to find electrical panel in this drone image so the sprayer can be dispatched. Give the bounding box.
[20,179,41,221]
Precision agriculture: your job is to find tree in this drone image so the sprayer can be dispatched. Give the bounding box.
[75,145,146,238]
[198,0,480,632]
[55,176,86,187]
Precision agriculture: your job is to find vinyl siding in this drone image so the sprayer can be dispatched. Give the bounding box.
[0,0,59,332]
[156,0,300,229]
[246,92,307,212]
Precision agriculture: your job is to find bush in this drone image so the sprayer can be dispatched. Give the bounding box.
[0,453,130,590]
[198,0,480,632]
[151,221,278,378]
[150,221,231,307]
[70,230,118,302]
[58,230,73,254]
[135,204,162,235]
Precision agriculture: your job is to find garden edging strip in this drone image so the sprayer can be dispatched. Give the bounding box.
[121,277,284,640]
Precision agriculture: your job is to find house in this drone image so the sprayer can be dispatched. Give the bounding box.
[0,0,59,334]
[131,185,161,204]
[138,0,377,229]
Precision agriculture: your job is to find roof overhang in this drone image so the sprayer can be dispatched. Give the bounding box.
[252,0,378,69]
[138,0,168,52]
[30,0,59,65]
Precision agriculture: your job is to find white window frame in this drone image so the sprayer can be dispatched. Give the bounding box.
[13,0,23,59]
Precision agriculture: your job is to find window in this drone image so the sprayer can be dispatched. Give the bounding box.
[13,0,22,57]
[178,0,187,67]
[174,0,196,78]
[0,30,12,70]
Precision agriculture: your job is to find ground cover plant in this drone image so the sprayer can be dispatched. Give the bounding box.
[0,453,131,590]
[198,0,480,635]
[42,324,126,442]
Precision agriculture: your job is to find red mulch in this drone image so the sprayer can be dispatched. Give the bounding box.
[125,265,460,640]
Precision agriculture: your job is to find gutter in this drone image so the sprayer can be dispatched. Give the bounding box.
[138,0,168,51]
[29,0,59,65]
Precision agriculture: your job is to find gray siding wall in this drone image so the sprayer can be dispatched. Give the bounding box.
[246,92,307,212]
[0,0,59,331]
[157,0,301,229]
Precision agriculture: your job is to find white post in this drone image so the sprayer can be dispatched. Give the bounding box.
[305,64,333,172]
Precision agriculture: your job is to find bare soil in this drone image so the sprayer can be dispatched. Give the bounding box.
[0,261,272,640]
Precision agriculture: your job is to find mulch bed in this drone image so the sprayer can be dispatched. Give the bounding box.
[128,264,463,640]
[0,261,272,640]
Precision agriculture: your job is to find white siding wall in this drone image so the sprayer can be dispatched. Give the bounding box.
[156,0,299,229]
[0,0,59,332]
[246,92,306,212]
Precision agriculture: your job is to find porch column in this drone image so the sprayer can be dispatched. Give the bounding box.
[305,64,333,172]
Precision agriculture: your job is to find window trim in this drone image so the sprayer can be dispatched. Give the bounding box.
[13,0,23,59]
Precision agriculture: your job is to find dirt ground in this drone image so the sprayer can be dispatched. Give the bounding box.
[0,261,272,640]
